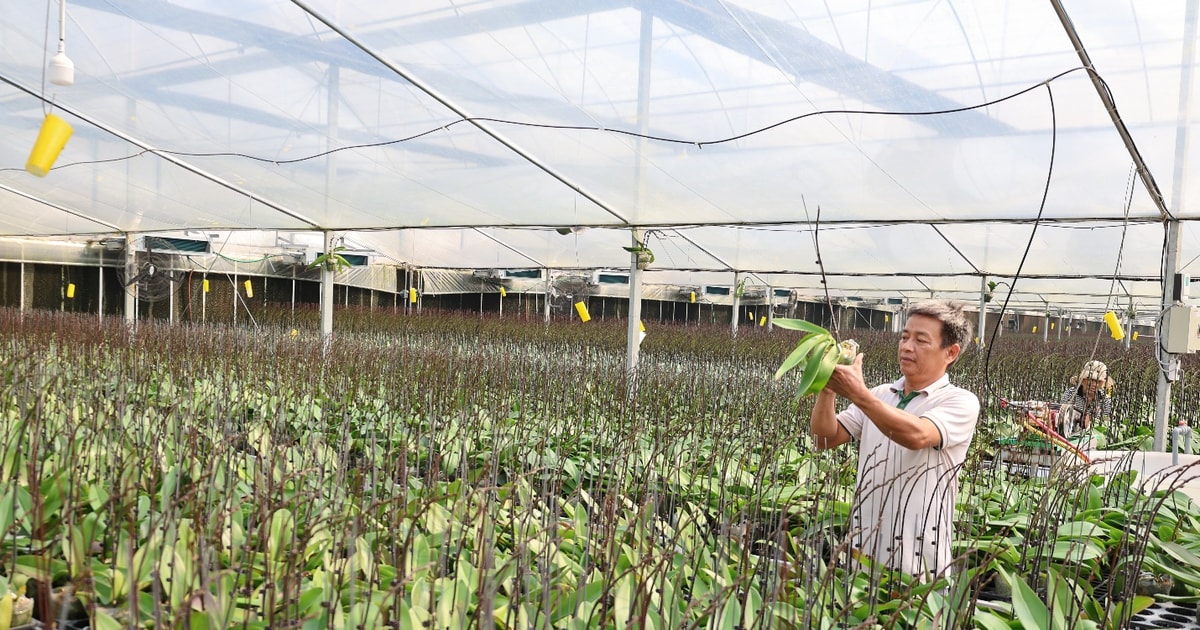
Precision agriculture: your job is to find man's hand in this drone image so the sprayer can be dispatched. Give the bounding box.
[824,353,869,403]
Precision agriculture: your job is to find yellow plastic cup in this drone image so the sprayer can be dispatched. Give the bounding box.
[26,113,73,177]
[575,301,591,322]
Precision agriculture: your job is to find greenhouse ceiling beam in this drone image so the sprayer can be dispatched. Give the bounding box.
[0,75,322,231]
[640,0,1012,137]
[1050,0,1174,221]
[355,216,1165,231]
[292,0,632,227]
[473,229,546,267]
[0,185,121,233]
[412,264,1160,283]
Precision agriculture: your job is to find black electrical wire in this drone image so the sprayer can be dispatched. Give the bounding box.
[981,82,1058,406]
[4,66,1094,174]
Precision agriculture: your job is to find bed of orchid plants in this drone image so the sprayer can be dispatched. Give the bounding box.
[1,307,1199,629]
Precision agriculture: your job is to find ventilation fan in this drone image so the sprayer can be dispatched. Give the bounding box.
[117,237,184,303]
[549,273,595,316]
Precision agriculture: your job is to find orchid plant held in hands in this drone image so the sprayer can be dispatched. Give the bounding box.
[773,318,859,396]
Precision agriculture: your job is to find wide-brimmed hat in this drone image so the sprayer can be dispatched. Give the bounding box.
[1078,360,1115,387]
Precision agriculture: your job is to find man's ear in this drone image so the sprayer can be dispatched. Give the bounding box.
[945,343,961,363]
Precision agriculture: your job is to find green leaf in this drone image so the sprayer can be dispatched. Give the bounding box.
[972,608,1013,630]
[742,585,762,628]
[0,485,13,542]
[715,592,741,630]
[1153,537,1200,567]
[794,337,835,396]
[774,333,829,380]
[800,341,840,397]
[614,573,634,629]
[267,509,294,566]
[92,609,124,630]
[773,318,831,335]
[1001,567,1049,630]
[1107,596,1155,630]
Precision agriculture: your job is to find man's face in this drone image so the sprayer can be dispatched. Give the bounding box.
[898,314,960,384]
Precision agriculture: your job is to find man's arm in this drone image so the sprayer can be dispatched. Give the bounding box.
[846,393,943,450]
[824,355,942,451]
[810,388,852,450]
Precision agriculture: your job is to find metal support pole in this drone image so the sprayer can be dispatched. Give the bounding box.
[123,234,136,326]
[97,259,104,323]
[543,271,551,324]
[1125,295,1133,350]
[767,287,775,331]
[321,230,335,350]
[978,276,987,348]
[1154,0,1199,450]
[625,9,652,383]
[731,272,741,337]
[1043,312,1049,343]
[626,230,645,378]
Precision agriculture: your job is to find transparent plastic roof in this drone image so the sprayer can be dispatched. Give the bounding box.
[0,0,1197,312]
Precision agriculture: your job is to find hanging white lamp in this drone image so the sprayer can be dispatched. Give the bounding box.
[48,0,74,86]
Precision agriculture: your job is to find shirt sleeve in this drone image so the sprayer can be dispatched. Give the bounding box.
[922,388,980,451]
[836,404,865,440]
[835,384,893,441]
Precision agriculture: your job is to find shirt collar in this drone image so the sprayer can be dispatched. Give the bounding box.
[889,373,951,396]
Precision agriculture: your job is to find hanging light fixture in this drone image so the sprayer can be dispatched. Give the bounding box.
[48,0,74,86]
[26,0,74,176]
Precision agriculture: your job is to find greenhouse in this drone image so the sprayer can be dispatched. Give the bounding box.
[3,0,1200,627]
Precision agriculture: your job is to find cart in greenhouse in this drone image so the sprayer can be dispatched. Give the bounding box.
[994,399,1092,477]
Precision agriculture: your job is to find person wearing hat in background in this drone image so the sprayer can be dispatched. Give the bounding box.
[1059,360,1114,438]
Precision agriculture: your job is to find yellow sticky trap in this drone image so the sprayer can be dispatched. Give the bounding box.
[26,113,73,177]
[639,320,645,332]
[689,291,696,303]
[1133,331,1139,341]
[1050,322,1055,330]
[1104,311,1125,340]
[409,288,417,303]
[202,279,210,293]
[499,286,507,297]
[884,314,890,322]
[1032,326,1037,333]
[244,280,254,298]
[290,329,298,338]
[759,316,766,326]
[66,283,75,298]
[574,301,591,322]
